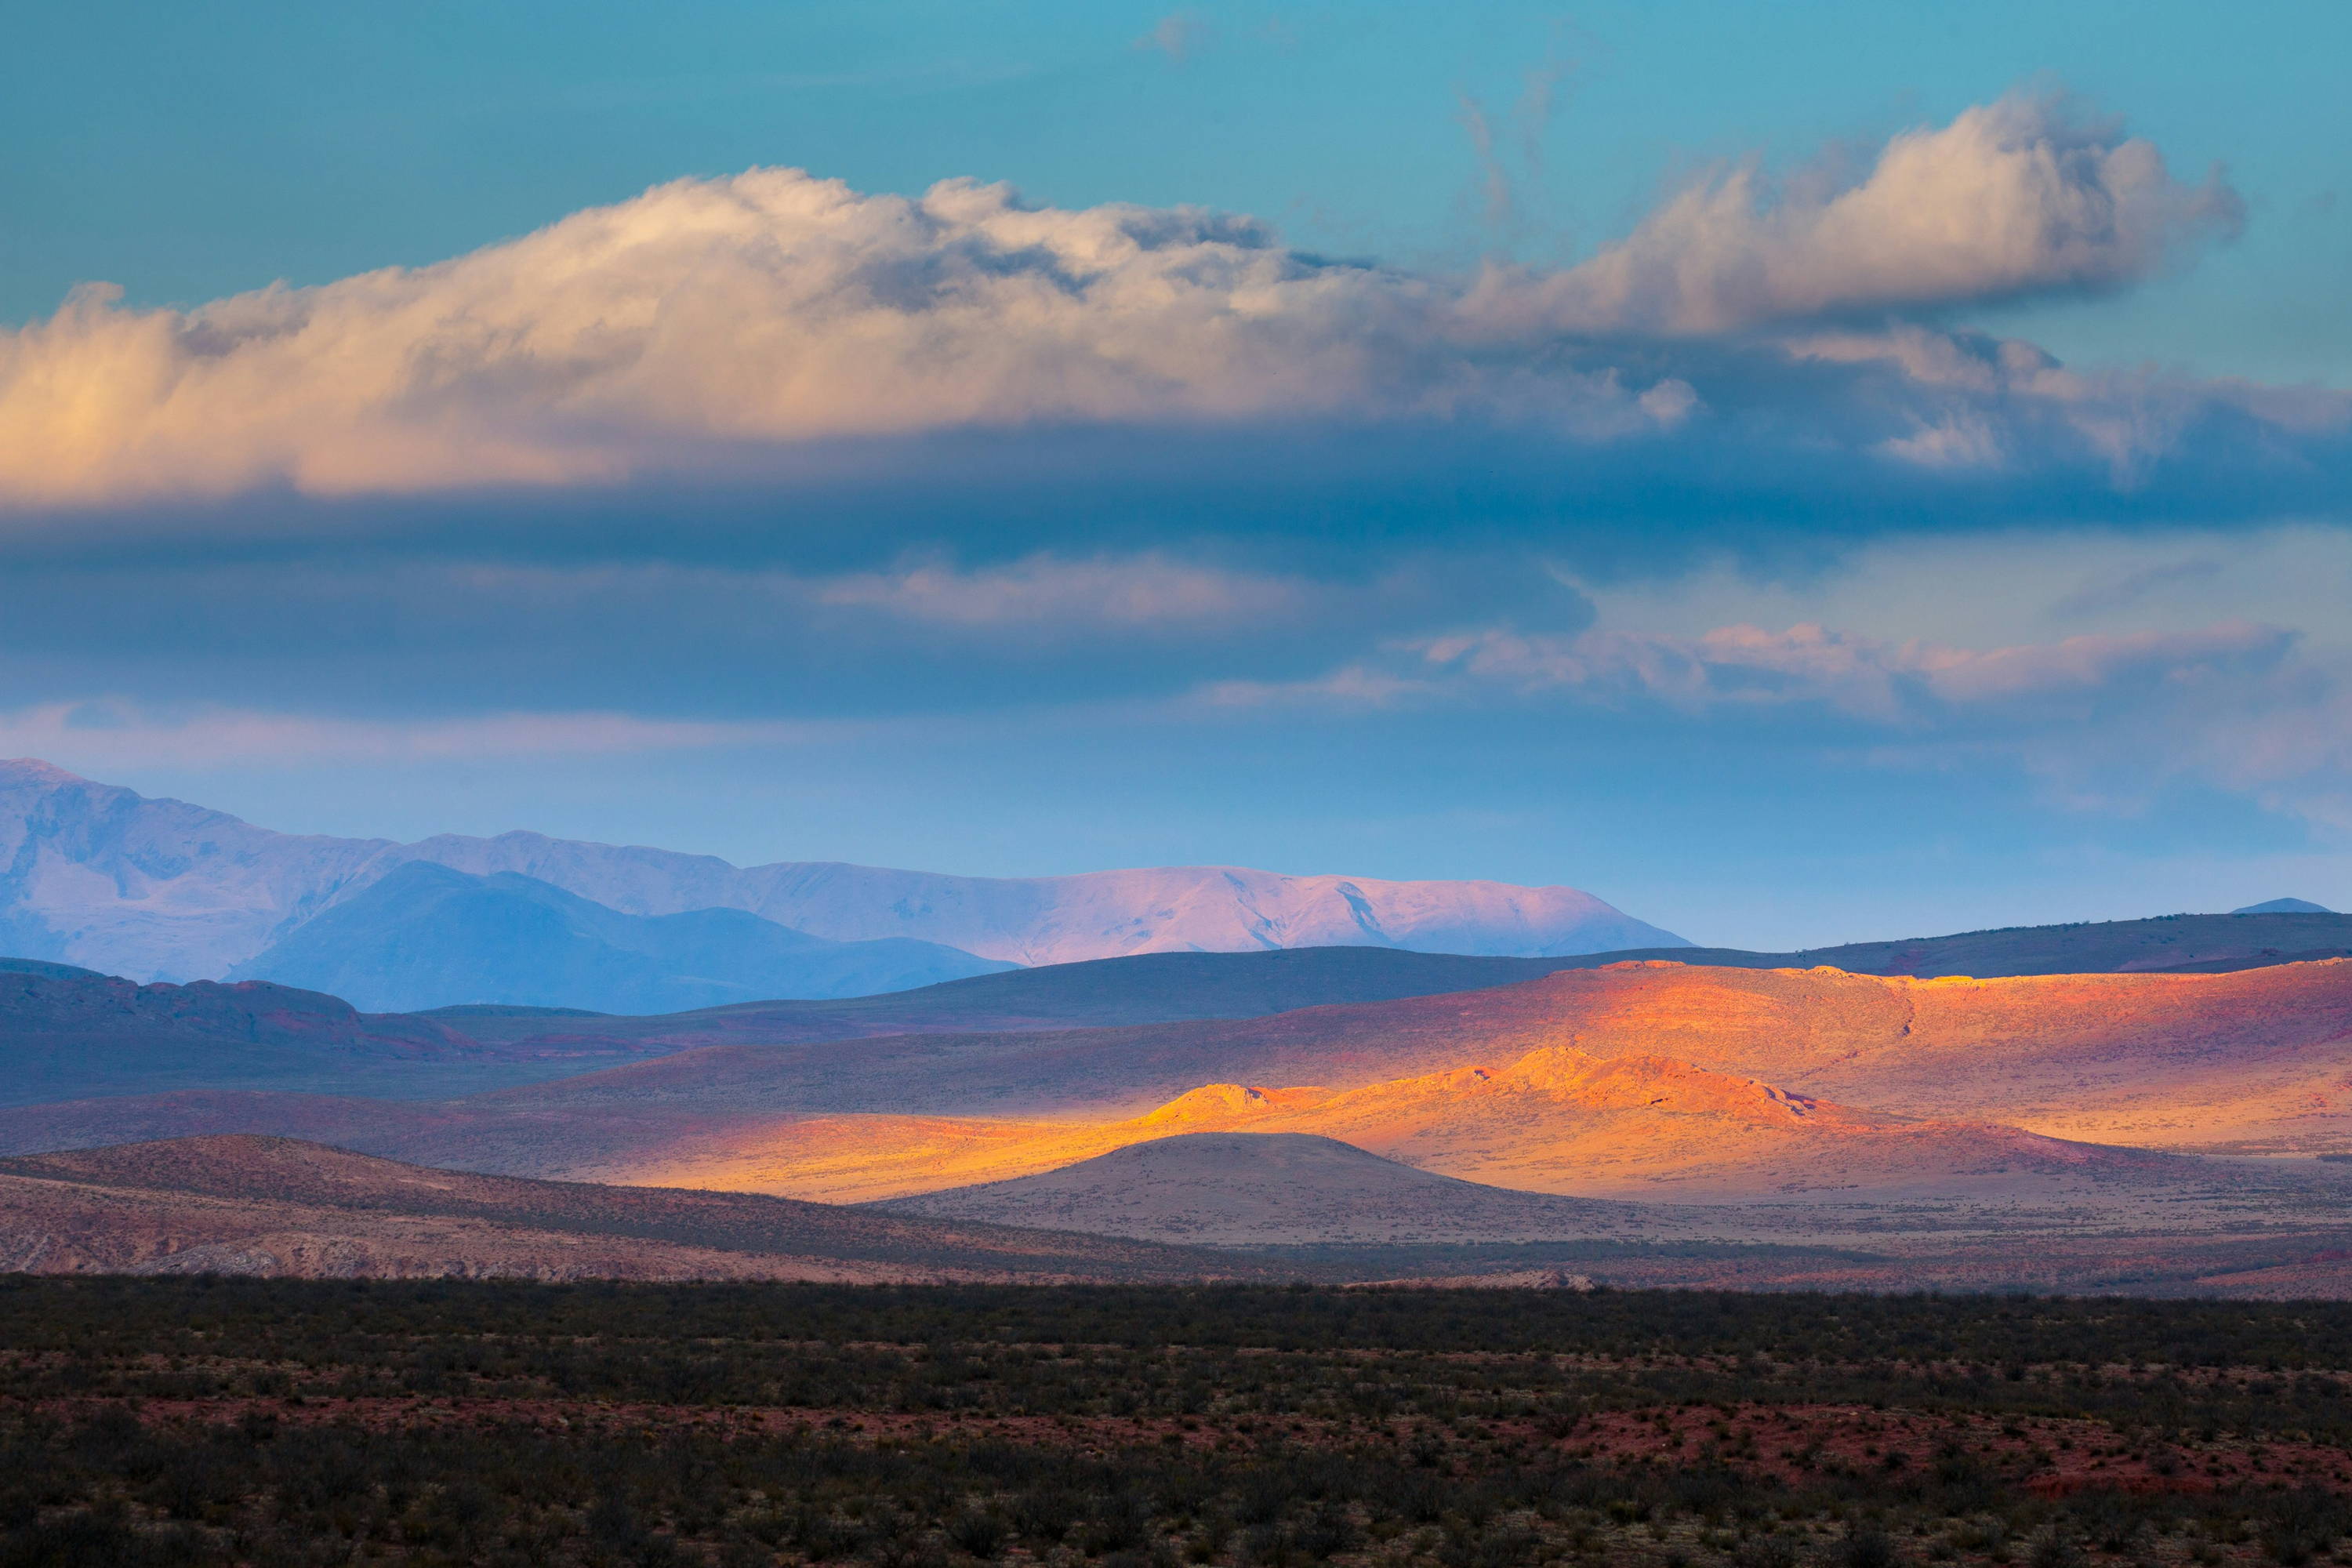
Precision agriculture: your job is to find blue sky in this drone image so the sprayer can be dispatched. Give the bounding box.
[1,0,2347,946]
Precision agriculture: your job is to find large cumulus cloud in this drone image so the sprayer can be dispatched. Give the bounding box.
[0,170,1645,507]
[0,91,2333,526]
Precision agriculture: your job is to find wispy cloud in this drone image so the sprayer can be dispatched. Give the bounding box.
[816,554,1302,628]
[1135,11,1210,64]
[1410,619,2294,725]
[1183,615,2352,835]
[0,701,825,768]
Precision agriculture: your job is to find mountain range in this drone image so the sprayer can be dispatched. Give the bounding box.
[0,759,1686,999]
[226,861,1014,1013]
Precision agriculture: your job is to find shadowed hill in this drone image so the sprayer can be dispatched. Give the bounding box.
[433,946,1613,1048]
[0,967,472,1107]
[1537,909,2352,980]
[871,1132,1657,1246]
[0,947,1639,1107]
[0,1136,1275,1282]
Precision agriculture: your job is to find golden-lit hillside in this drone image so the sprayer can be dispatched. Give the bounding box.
[593,1042,2175,1202]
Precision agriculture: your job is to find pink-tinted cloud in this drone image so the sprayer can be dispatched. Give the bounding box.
[0,92,2310,516]
[816,554,1304,628]
[1478,92,2242,335]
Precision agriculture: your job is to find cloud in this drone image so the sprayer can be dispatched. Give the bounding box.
[815,554,1304,628]
[1410,619,2295,727]
[0,172,1684,510]
[0,90,2325,526]
[1481,92,2243,335]
[0,548,1603,725]
[1137,12,1210,64]
[0,700,823,769]
[1203,615,2352,835]
[1187,609,2352,841]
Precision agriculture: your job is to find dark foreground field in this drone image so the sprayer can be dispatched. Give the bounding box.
[8,1282,2352,1567]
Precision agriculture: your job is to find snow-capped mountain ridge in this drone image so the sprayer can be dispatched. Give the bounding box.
[0,759,1688,983]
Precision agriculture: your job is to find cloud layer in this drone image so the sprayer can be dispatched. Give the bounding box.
[0,92,2326,522]
[1204,612,2352,837]
[2,85,2346,899]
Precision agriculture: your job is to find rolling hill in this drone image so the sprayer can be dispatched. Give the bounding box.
[582,1044,2183,1203]
[870,1132,1659,1246]
[13,958,2352,1196]
[450,956,2352,1145]
[384,909,2352,1065]
[426,946,1620,1051]
[0,1135,1272,1282]
[1534,909,2352,979]
[0,965,477,1107]
[0,946,1703,1106]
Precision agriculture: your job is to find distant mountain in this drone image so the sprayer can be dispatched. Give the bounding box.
[0,758,1685,983]
[2234,898,2334,915]
[427,946,1625,1054]
[227,862,1013,1013]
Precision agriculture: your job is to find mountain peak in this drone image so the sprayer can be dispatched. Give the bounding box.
[2233,897,2334,915]
[0,757,85,783]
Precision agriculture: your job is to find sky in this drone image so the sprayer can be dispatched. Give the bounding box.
[1,0,2348,949]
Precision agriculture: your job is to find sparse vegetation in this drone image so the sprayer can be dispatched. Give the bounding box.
[8,1279,2352,1565]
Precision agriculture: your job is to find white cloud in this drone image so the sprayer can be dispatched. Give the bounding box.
[0,170,1628,509]
[0,91,2315,515]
